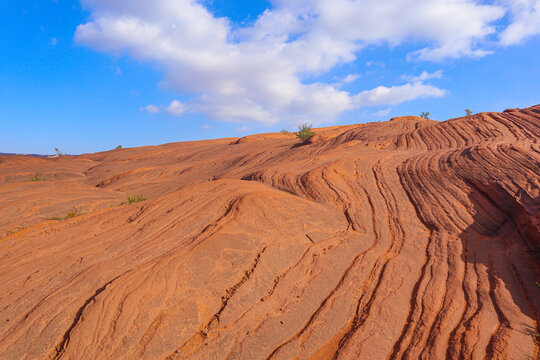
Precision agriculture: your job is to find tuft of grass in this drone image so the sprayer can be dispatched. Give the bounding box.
[48,208,84,221]
[31,172,47,182]
[126,194,147,204]
[295,123,314,142]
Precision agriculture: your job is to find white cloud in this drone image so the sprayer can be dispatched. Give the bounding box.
[341,74,360,84]
[50,37,58,45]
[75,0,536,125]
[165,100,186,117]
[499,0,540,45]
[236,126,250,133]
[366,61,385,68]
[333,73,361,89]
[373,108,391,117]
[402,70,443,82]
[115,66,122,75]
[201,124,212,130]
[139,100,186,117]
[140,104,159,114]
[354,83,446,107]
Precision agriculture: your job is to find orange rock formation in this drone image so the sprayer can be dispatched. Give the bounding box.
[0,106,539,359]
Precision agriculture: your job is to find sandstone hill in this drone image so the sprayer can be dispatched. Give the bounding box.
[0,106,539,359]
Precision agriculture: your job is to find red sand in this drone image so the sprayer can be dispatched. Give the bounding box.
[0,106,539,359]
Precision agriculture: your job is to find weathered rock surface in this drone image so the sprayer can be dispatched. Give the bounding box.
[0,106,539,359]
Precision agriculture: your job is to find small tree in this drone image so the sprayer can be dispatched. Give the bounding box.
[115,145,122,150]
[54,147,65,156]
[465,109,473,116]
[420,112,430,120]
[295,123,314,142]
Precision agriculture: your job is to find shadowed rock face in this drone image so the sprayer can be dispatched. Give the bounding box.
[0,106,539,360]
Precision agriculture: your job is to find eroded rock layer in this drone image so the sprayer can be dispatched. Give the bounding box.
[0,106,539,359]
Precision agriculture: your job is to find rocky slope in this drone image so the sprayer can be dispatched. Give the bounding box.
[0,106,539,360]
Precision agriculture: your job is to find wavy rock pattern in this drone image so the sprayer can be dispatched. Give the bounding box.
[0,106,539,359]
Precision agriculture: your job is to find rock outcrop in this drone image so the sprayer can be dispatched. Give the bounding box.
[0,106,539,359]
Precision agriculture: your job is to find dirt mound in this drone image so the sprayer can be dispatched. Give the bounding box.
[0,106,539,359]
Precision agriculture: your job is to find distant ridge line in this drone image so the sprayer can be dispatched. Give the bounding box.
[0,152,53,158]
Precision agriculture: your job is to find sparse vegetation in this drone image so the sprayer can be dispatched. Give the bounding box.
[4,229,15,237]
[31,172,47,182]
[522,325,540,343]
[295,123,314,142]
[4,227,26,237]
[54,147,66,156]
[280,129,289,134]
[48,208,84,221]
[115,145,122,150]
[126,194,147,204]
[465,109,473,116]
[420,112,431,120]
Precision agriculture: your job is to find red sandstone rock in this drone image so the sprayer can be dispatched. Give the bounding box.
[0,106,539,359]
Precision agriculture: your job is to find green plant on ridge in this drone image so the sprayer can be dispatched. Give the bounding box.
[295,123,315,142]
[465,109,473,116]
[126,194,147,204]
[420,112,431,120]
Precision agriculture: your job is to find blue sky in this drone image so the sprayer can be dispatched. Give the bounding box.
[1,0,539,154]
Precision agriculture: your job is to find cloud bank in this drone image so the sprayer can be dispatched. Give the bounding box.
[76,0,539,124]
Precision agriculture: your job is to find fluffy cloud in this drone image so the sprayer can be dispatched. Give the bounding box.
[373,108,392,118]
[76,0,535,125]
[499,0,540,45]
[166,100,186,117]
[353,83,446,107]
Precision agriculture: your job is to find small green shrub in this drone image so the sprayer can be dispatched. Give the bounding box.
[420,112,431,120]
[279,129,289,134]
[465,109,473,116]
[126,194,147,204]
[49,208,84,221]
[54,147,66,156]
[115,145,122,150]
[31,172,47,182]
[295,123,314,142]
